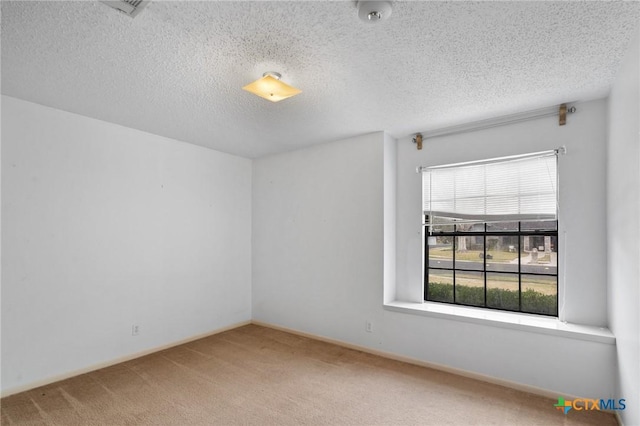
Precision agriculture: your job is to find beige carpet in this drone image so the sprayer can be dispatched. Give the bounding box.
[1,324,617,425]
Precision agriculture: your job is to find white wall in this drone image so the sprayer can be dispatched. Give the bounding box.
[383,132,397,304]
[252,118,616,400]
[607,25,640,426]
[252,132,386,348]
[391,98,616,397]
[397,99,609,327]
[1,96,252,395]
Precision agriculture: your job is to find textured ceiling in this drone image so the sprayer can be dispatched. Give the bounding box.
[2,1,639,158]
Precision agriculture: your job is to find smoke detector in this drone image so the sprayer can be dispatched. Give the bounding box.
[357,1,393,23]
[100,0,150,18]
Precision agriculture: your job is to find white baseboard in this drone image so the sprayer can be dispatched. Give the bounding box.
[251,320,580,402]
[1,320,251,398]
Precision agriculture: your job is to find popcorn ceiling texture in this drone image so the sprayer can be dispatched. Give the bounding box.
[1,1,638,158]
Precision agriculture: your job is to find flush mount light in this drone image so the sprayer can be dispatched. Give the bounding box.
[357,1,392,23]
[242,72,302,102]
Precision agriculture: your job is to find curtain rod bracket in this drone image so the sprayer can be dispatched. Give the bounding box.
[412,133,423,150]
[559,104,567,126]
[559,104,576,126]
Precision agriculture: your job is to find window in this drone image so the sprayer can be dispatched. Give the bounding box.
[422,151,559,316]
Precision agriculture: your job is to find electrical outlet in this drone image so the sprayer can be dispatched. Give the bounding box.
[132,324,140,336]
[365,320,373,333]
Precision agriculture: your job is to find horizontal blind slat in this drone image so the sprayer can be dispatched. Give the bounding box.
[423,154,557,222]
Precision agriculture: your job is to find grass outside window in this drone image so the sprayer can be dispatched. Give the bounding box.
[425,221,558,317]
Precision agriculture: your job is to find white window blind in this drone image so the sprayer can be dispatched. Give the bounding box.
[422,151,558,226]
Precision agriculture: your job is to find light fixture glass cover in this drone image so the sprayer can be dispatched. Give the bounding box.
[242,72,301,102]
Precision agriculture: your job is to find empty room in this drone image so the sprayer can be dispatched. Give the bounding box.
[1,1,639,425]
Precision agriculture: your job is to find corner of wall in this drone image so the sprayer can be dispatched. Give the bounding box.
[383,133,397,304]
[605,21,640,426]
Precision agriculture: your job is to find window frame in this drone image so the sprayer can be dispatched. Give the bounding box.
[424,220,559,317]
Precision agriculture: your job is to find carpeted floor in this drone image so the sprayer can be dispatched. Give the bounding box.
[1,324,617,425]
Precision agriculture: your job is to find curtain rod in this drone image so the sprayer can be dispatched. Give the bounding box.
[411,103,576,144]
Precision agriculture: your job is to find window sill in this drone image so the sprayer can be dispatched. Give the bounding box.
[384,301,615,345]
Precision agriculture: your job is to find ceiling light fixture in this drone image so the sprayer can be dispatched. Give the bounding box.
[242,72,302,103]
[357,1,392,23]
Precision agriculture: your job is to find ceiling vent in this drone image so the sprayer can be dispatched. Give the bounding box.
[100,0,149,18]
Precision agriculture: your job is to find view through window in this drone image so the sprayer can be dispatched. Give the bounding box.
[426,220,558,316]
[422,151,559,316]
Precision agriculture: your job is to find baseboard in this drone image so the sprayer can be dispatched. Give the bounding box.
[251,320,579,402]
[1,320,251,398]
